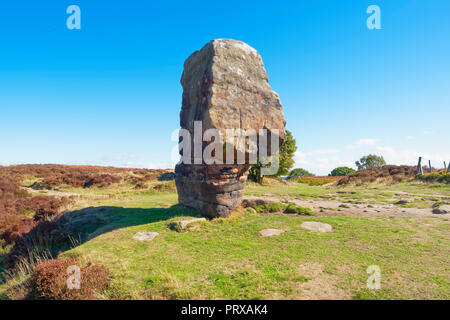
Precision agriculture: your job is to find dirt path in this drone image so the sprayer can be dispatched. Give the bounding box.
[383,190,450,200]
[24,187,112,200]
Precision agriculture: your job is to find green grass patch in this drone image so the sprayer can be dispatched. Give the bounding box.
[253,203,285,213]
[1,179,449,300]
[284,203,313,215]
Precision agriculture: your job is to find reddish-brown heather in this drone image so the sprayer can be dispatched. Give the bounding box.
[29,258,110,300]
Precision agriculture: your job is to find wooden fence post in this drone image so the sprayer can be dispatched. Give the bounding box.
[444,161,447,170]
[447,162,450,174]
[416,157,422,175]
[429,160,432,173]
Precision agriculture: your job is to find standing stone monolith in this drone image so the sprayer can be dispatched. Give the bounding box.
[175,39,286,218]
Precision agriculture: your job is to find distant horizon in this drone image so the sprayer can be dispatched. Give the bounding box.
[2,160,448,178]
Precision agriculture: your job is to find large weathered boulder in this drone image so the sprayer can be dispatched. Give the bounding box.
[175,39,286,218]
[175,163,249,218]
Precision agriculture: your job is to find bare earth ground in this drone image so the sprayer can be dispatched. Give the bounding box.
[244,194,450,218]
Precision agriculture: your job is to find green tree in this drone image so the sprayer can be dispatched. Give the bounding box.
[330,166,356,176]
[248,130,297,183]
[275,130,297,176]
[287,168,315,179]
[248,159,264,184]
[355,154,386,170]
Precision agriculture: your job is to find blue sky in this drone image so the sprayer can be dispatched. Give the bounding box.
[1,0,449,175]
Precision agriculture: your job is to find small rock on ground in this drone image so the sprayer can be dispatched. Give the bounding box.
[133,231,159,241]
[259,228,285,237]
[300,221,333,233]
[433,205,450,214]
[169,218,207,231]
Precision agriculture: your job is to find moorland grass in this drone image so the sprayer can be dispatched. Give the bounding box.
[1,179,449,300]
[58,206,449,299]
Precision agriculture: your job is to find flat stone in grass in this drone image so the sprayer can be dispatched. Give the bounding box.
[300,221,333,233]
[133,231,159,241]
[169,218,207,232]
[259,228,285,237]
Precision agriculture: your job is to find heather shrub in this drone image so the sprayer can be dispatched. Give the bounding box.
[4,216,75,270]
[392,174,410,183]
[258,176,288,187]
[338,165,416,185]
[83,174,121,188]
[33,196,73,221]
[337,176,350,185]
[0,164,174,265]
[0,195,73,243]
[417,170,450,184]
[152,181,176,193]
[133,182,148,189]
[29,258,110,300]
[127,173,166,188]
[127,175,151,185]
[297,176,339,186]
[4,206,125,271]
[1,164,169,190]
[0,171,74,244]
[1,216,35,244]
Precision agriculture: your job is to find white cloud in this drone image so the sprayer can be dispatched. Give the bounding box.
[306,148,340,155]
[346,138,377,149]
[375,146,450,167]
[356,138,377,146]
[406,136,414,140]
[294,150,355,176]
[294,149,340,166]
[375,146,394,153]
[146,162,173,170]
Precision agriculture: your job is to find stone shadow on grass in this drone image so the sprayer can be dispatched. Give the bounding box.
[2,204,200,272]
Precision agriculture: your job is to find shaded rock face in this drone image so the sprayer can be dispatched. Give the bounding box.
[175,39,286,218]
[175,163,249,218]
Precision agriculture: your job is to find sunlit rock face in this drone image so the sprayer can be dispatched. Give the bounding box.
[175,39,286,218]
